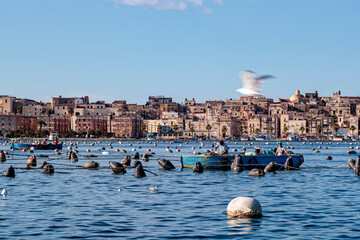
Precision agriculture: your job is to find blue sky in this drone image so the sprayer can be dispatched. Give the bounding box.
[1,0,359,104]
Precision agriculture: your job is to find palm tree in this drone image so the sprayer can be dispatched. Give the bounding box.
[37,119,46,131]
[140,124,147,138]
[17,106,22,115]
[283,126,289,137]
[172,124,179,139]
[315,125,322,139]
[95,129,102,137]
[189,126,195,139]
[333,124,340,134]
[222,126,227,138]
[68,107,74,116]
[157,124,162,138]
[206,124,212,139]
[46,109,53,118]
[299,126,305,136]
[350,125,356,137]
[268,126,274,137]
[238,125,244,137]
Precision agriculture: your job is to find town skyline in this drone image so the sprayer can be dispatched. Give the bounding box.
[2,88,359,106]
[1,89,360,140]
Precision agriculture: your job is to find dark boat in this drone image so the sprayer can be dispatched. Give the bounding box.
[12,143,63,150]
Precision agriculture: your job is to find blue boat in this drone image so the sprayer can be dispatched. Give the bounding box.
[180,154,304,170]
[12,143,63,150]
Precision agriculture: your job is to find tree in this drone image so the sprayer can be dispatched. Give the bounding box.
[95,129,102,137]
[315,125,322,139]
[333,124,340,134]
[283,126,289,136]
[157,124,162,138]
[222,126,227,138]
[37,119,46,131]
[238,125,244,137]
[268,126,274,137]
[299,126,305,136]
[46,109,54,118]
[17,106,22,115]
[255,128,260,134]
[172,124,179,139]
[140,124,147,138]
[206,124,212,139]
[189,126,195,138]
[350,125,356,136]
[68,107,74,116]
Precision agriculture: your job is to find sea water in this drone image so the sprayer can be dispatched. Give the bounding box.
[0,141,359,239]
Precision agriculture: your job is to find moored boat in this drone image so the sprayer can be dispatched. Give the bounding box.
[12,143,63,150]
[180,154,304,170]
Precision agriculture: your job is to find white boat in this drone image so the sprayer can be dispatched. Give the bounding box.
[48,133,58,141]
[332,136,344,141]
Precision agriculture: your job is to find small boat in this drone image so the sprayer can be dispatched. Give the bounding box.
[12,143,63,150]
[146,134,156,141]
[180,154,304,170]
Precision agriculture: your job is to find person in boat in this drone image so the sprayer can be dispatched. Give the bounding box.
[41,139,47,145]
[275,142,288,156]
[54,137,59,145]
[254,146,261,154]
[214,140,229,155]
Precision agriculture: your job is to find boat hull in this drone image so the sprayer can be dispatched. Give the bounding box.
[12,143,63,150]
[180,154,304,170]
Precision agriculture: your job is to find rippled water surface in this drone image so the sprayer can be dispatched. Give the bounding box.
[1,140,360,239]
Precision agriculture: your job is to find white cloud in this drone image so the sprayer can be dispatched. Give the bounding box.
[109,0,223,11]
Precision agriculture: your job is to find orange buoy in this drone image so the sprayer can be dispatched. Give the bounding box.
[3,151,8,155]
[54,149,59,152]
[356,146,360,150]
[22,148,27,152]
[176,149,180,152]
[191,147,195,149]
[115,149,120,152]
[147,149,151,152]
[86,149,91,152]
[210,148,213,151]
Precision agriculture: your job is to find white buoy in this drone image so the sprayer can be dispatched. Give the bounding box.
[1,189,7,196]
[227,197,262,218]
[102,151,110,155]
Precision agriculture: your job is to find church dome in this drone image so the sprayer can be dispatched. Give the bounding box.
[290,90,304,102]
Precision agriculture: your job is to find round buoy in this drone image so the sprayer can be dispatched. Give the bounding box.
[147,149,151,152]
[115,149,120,152]
[191,147,195,150]
[176,149,180,152]
[22,148,26,152]
[227,197,262,218]
[86,149,91,152]
[54,149,59,152]
[4,151,8,155]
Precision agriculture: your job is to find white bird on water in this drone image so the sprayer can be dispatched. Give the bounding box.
[1,189,7,196]
[149,186,158,192]
[236,70,274,96]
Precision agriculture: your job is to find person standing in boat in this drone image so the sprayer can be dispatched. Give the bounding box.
[54,137,59,145]
[275,142,288,156]
[214,140,229,155]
